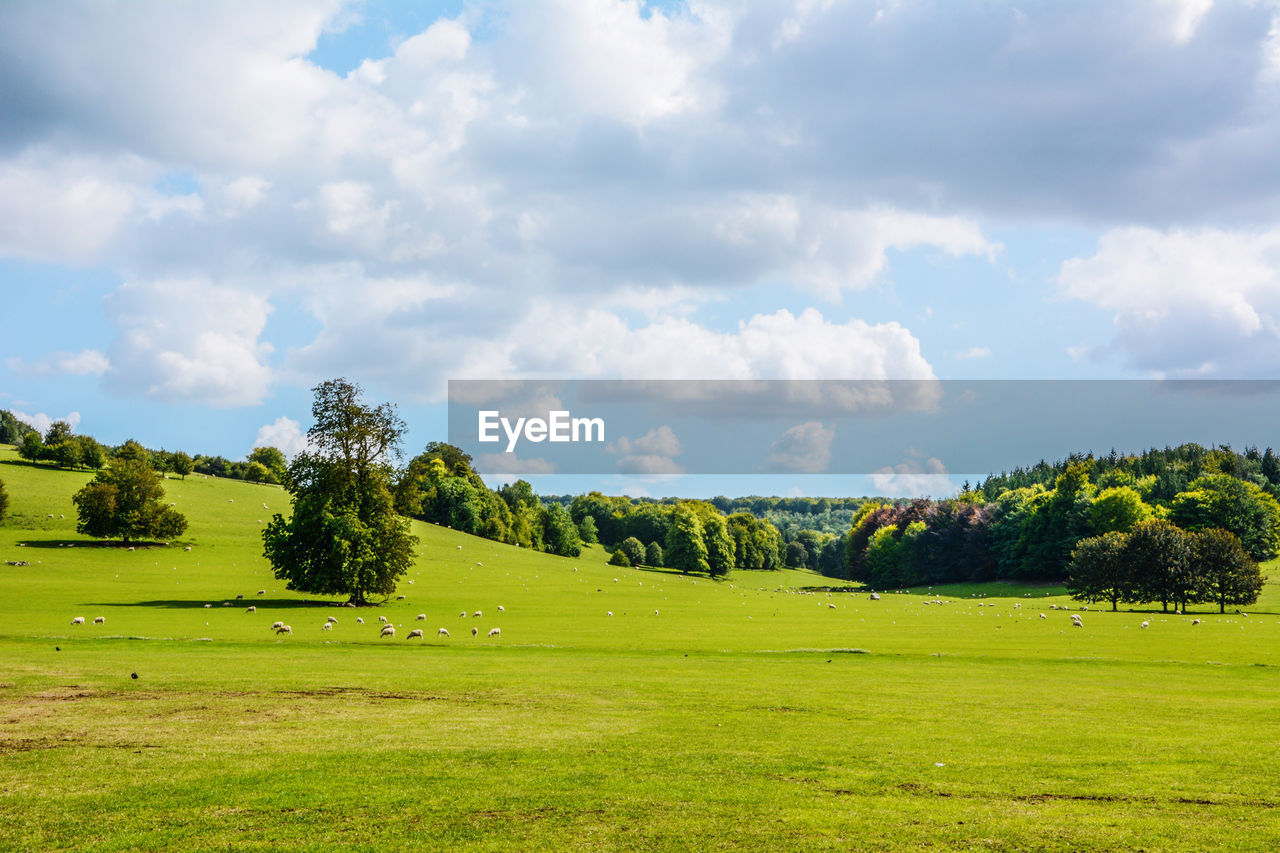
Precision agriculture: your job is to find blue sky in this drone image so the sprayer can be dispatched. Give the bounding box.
[3,0,1280,498]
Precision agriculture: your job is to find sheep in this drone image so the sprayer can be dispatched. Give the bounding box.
[1140,620,1150,629]
[71,616,85,625]
[276,625,292,635]
[655,610,659,616]
[395,595,406,601]
[407,629,423,639]
[246,606,257,613]
[93,616,105,625]
[1071,615,1083,628]
[326,616,338,624]
[257,590,265,596]
[869,593,881,601]
[415,613,426,621]
[498,605,505,612]
[1192,619,1202,625]
[471,627,478,637]
[184,546,192,551]
[457,545,462,549]
[378,615,389,624]
[222,602,231,607]
[1039,613,1047,619]
[356,617,365,625]
[272,621,284,630]
[438,628,450,637]
[607,611,614,617]
[236,594,244,600]
[828,603,837,609]
[473,610,483,618]
[204,603,212,608]
[380,625,395,638]
[322,622,333,631]
[488,628,501,637]
[460,611,467,618]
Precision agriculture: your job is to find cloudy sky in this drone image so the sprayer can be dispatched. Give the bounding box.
[3,0,1280,496]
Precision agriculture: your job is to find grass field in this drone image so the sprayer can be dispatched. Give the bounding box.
[3,445,1280,851]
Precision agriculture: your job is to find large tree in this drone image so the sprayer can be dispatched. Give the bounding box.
[1126,519,1194,613]
[1067,531,1132,611]
[1170,474,1280,562]
[665,504,709,574]
[262,379,417,605]
[72,458,188,543]
[1193,527,1265,613]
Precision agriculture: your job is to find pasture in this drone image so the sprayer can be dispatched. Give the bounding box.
[2,446,1279,851]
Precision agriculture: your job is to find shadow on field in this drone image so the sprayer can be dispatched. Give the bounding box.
[83,599,344,610]
[16,539,180,550]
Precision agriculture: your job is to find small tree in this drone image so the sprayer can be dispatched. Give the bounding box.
[645,541,663,568]
[72,458,188,544]
[608,548,631,567]
[172,451,194,480]
[1126,519,1194,612]
[1068,531,1131,611]
[541,503,582,557]
[244,461,272,483]
[619,536,645,566]
[577,514,599,544]
[702,513,735,577]
[0,476,8,522]
[44,420,74,446]
[48,439,83,469]
[1193,528,1265,613]
[249,446,288,483]
[78,436,106,469]
[18,432,42,462]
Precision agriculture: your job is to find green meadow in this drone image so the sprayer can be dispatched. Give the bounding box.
[2,445,1279,851]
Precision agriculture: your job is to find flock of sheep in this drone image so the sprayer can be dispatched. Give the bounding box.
[255,606,504,642]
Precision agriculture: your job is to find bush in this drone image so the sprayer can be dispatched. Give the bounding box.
[608,549,631,567]
[619,536,645,566]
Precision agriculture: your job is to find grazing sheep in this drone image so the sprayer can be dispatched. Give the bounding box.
[407,629,423,639]
[655,610,659,615]
[93,616,105,625]
[488,628,501,637]
[246,606,256,613]
[438,628,450,637]
[1071,615,1083,628]
[415,613,426,621]
[396,595,406,600]
[471,627,478,637]
[236,594,244,600]
[71,617,85,625]
[381,625,395,637]
[498,605,505,612]
[257,590,265,595]
[457,545,462,549]
[1192,619,1202,625]
[276,625,292,635]
[204,603,212,609]
[1140,620,1150,629]
[828,603,837,609]
[459,611,467,618]
[326,616,338,624]
[272,621,284,630]
[869,593,881,601]
[322,622,333,631]
[184,546,192,551]
[473,611,482,618]
[378,615,389,624]
[1039,613,1047,619]
[356,617,365,625]
[607,611,614,617]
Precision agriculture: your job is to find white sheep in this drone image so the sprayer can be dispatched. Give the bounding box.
[356,617,365,625]
[381,625,395,637]
[607,611,614,617]
[204,603,212,609]
[93,616,105,624]
[246,606,256,613]
[1192,619,1202,625]
[471,627,478,637]
[236,594,244,600]
[378,615,389,624]
[488,627,501,637]
[459,611,467,618]
[473,610,482,618]
[1140,620,1150,629]
[322,622,333,631]
[415,613,426,621]
[438,628,450,637]
[498,605,505,612]
[1039,613,1047,619]
[396,595,406,600]
[869,593,881,601]
[71,616,85,625]
[276,625,292,635]
[407,629,423,639]
[326,616,338,624]
[828,603,837,609]
[457,545,462,549]
[272,621,284,630]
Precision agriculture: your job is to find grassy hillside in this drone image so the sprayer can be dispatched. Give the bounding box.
[3,446,1280,851]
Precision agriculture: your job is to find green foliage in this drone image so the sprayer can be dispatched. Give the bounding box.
[44,420,74,446]
[540,503,582,557]
[1193,527,1265,613]
[618,536,645,566]
[577,514,599,544]
[1126,519,1194,613]
[244,461,272,483]
[248,446,287,483]
[77,436,106,469]
[262,379,417,605]
[1068,531,1132,610]
[0,410,37,445]
[727,512,783,571]
[72,458,188,543]
[701,514,734,577]
[0,476,7,522]
[608,548,631,567]
[171,451,194,479]
[47,439,83,469]
[114,439,151,466]
[645,540,663,568]
[1169,474,1280,561]
[665,504,709,574]
[17,432,42,462]
[1089,486,1153,535]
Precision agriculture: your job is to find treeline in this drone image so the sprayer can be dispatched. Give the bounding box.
[848,445,1279,605]
[979,444,1280,502]
[4,410,289,485]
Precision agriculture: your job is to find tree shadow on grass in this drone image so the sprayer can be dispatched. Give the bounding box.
[81,599,348,610]
[15,539,185,549]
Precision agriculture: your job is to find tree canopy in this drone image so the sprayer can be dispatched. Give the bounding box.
[72,458,187,543]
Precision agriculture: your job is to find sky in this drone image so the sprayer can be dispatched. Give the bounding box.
[3,0,1280,498]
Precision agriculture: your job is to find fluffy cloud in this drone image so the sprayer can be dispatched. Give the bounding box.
[252,416,310,458]
[765,421,834,474]
[103,279,274,407]
[609,424,684,475]
[13,409,80,435]
[869,456,956,498]
[1059,226,1280,376]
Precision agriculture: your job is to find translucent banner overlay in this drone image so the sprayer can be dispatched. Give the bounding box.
[447,380,1280,477]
